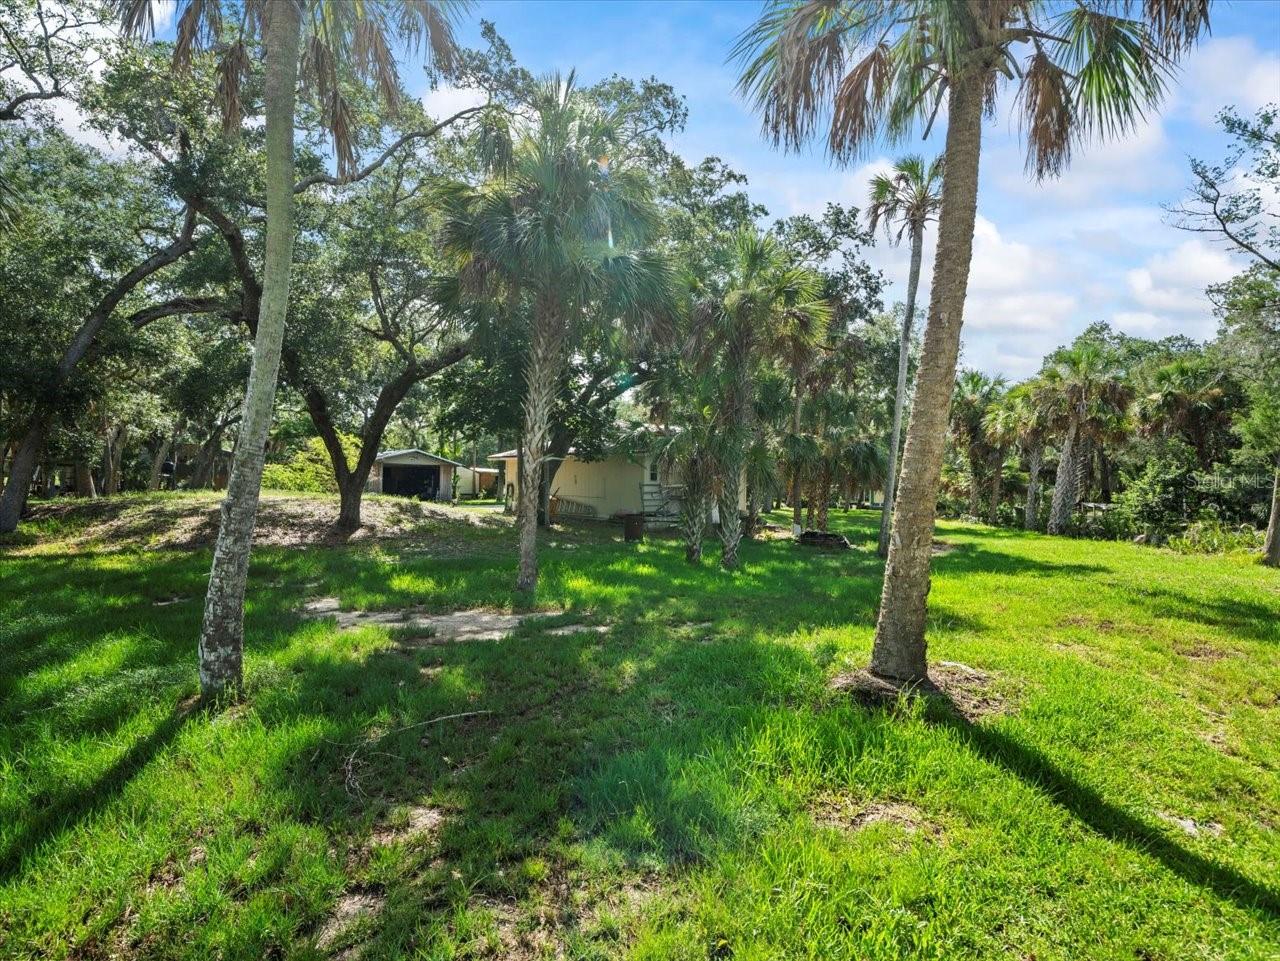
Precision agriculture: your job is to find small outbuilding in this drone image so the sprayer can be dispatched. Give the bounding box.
[367,449,464,502]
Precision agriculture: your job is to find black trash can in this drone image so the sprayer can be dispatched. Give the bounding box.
[623,513,645,543]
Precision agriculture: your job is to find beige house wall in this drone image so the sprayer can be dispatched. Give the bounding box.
[495,453,748,519]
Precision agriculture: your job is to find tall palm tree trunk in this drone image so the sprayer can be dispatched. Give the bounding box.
[681,483,708,564]
[870,75,983,684]
[197,1,300,701]
[987,451,1003,525]
[718,360,749,569]
[816,463,831,531]
[1264,463,1280,568]
[1024,444,1042,531]
[1048,419,1079,535]
[517,306,564,592]
[878,224,923,557]
[966,451,983,517]
[790,381,803,536]
[718,461,743,568]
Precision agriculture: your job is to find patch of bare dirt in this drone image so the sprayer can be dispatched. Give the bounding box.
[17,492,515,554]
[1060,614,1118,633]
[303,599,611,645]
[830,660,1010,720]
[370,805,443,847]
[1175,641,1232,662]
[1157,811,1224,837]
[931,540,957,555]
[316,891,384,953]
[811,796,941,838]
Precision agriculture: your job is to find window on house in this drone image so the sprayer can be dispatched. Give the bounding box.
[648,460,659,483]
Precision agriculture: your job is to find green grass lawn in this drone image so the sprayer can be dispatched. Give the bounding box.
[1,497,1277,960]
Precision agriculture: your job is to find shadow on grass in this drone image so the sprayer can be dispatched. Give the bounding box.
[1111,582,1280,646]
[0,695,198,881]
[914,693,1280,921]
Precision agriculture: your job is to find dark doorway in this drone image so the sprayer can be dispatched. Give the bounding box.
[382,464,440,500]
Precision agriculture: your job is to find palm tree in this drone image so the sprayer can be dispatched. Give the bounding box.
[714,229,829,564]
[757,251,831,539]
[867,155,942,555]
[1043,344,1133,534]
[656,414,719,565]
[734,0,1211,683]
[987,381,1052,530]
[1137,355,1237,471]
[950,370,1006,519]
[118,0,468,700]
[439,74,675,591]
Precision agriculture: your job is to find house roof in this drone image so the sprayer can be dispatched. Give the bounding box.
[487,448,576,461]
[376,448,466,468]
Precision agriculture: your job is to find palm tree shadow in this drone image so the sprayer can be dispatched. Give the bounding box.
[912,692,1280,921]
[0,695,198,882]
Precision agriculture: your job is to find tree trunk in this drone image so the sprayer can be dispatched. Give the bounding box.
[102,424,125,495]
[870,73,983,684]
[816,463,831,531]
[540,460,553,528]
[681,483,708,564]
[879,224,923,557]
[966,450,982,517]
[790,378,804,536]
[1048,419,1079,535]
[987,449,1003,525]
[74,460,97,497]
[717,458,743,568]
[197,1,299,702]
[0,417,48,531]
[1264,464,1280,568]
[1099,448,1113,502]
[148,436,172,491]
[1024,444,1042,531]
[517,304,564,593]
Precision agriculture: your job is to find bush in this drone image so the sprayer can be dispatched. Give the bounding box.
[261,435,360,493]
[1069,506,1135,541]
[1166,519,1264,555]
[1115,445,1198,541]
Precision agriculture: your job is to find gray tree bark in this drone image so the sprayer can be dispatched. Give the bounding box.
[878,224,923,557]
[74,461,96,498]
[1048,419,1079,535]
[870,73,984,684]
[680,479,709,564]
[987,449,1003,525]
[148,434,173,491]
[790,378,804,536]
[517,303,564,592]
[1264,464,1279,568]
[1024,444,1042,531]
[966,450,983,517]
[197,1,300,701]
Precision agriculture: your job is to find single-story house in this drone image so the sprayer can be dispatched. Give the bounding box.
[487,448,747,521]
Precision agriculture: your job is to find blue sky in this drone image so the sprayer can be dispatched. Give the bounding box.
[414,0,1280,379]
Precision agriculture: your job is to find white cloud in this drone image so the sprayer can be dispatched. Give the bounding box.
[991,115,1178,205]
[1175,35,1280,126]
[1126,239,1238,315]
[420,85,488,121]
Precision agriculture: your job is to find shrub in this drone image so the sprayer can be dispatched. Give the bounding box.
[261,435,360,493]
[1115,445,1198,541]
[1166,519,1264,555]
